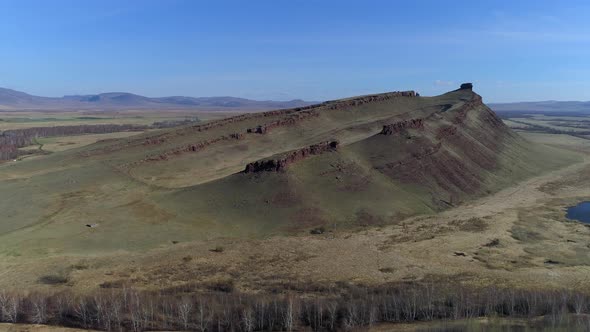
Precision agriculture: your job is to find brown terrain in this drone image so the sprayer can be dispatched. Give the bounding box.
[0,84,587,330]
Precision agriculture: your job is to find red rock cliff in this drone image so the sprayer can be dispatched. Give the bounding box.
[244,140,339,173]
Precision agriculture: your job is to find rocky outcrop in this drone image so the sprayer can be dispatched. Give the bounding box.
[144,133,245,161]
[85,90,419,156]
[244,141,339,173]
[380,119,424,135]
[436,125,458,140]
[377,89,516,202]
[247,110,320,134]
[118,132,246,172]
[383,142,443,169]
[324,91,417,111]
[244,92,418,136]
[452,93,483,125]
[460,83,473,90]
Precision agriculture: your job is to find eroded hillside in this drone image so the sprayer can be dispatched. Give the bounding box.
[0,85,580,259]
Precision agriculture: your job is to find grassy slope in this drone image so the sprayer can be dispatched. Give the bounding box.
[0,88,581,258]
[162,91,580,235]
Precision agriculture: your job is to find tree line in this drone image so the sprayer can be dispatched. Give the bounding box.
[0,124,148,160]
[0,117,201,160]
[0,282,588,331]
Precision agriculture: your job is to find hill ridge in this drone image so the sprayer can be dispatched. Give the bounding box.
[0,84,580,257]
[0,87,317,110]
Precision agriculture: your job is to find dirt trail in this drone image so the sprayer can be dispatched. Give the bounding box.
[441,156,590,220]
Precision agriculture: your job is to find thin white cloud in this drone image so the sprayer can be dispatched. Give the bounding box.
[434,80,454,87]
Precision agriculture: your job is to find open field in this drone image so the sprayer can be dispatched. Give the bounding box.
[25,132,146,153]
[375,316,590,331]
[500,112,590,134]
[0,109,240,131]
[0,109,247,161]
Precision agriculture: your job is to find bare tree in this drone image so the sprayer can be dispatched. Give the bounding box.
[54,293,72,325]
[129,291,143,332]
[93,293,106,330]
[283,298,295,332]
[73,297,90,328]
[196,298,213,332]
[177,297,193,330]
[343,301,358,329]
[0,292,7,322]
[573,292,587,315]
[141,298,155,330]
[31,294,48,324]
[161,298,174,329]
[107,291,123,331]
[327,300,338,330]
[2,293,20,323]
[255,299,266,331]
[242,308,255,332]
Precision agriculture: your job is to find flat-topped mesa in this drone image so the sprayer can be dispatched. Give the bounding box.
[380,118,424,135]
[244,140,339,173]
[460,83,473,90]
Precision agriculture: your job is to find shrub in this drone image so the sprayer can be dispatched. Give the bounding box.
[210,246,224,253]
[310,226,325,234]
[38,275,68,285]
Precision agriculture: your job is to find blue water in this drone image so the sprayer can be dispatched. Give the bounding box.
[566,201,590,223]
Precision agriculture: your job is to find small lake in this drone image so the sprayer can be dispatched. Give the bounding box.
[566,201,590,223]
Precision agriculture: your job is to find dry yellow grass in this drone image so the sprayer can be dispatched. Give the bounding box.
[35,131,145,152]
[2,134,590,294]
[0,324,93,332]
[0,109,241,130]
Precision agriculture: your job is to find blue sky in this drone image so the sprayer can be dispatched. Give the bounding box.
[1,0,590,102]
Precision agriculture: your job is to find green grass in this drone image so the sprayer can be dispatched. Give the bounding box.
[0,88,581,259]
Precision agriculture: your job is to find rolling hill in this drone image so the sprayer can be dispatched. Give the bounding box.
[0,87,316,111]
[0,84,581,258]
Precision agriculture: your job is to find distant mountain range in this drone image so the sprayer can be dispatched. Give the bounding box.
[0,87,316,111]
[490,101,590,113]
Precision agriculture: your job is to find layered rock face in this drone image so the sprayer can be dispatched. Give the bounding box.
[375,90,517,202]
[247,110,320,134]
[244,140,339,173]
[111,91,418,176]
[84,90,419,158]
[380,119,424,135]
[244,91,418,135]
[144,133,245,161]
[324,91,417,110]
